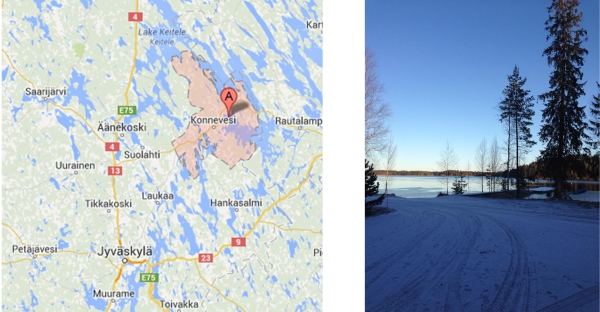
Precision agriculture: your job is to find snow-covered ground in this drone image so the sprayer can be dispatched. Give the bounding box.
[529,187,555,192]
[366,196,599,311]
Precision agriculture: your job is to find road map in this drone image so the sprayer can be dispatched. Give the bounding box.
[2,0,322,311]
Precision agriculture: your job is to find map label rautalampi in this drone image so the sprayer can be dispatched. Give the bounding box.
[117,106,137,115]
[275,117,323,127]
[140,273,159,283]
[96,245,152,258]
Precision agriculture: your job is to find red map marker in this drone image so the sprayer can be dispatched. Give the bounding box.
[220,87,238,117]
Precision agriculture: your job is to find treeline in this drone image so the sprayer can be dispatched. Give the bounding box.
[374,170,497,177]
[375,153,599,181]
[515,154,599,181]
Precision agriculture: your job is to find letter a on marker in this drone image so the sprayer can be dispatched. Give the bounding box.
[220,87,238,117]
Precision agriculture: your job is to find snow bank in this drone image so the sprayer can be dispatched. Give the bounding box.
[529,186,554,191]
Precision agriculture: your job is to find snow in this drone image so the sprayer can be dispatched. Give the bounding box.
[530,187,555,192]
[366,196,599,311]
[571,191,600,202]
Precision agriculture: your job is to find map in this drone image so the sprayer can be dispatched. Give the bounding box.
[2,0,322,311]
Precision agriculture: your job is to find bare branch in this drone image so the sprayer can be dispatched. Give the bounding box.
[365,47,392,159]
[437,141,459,194]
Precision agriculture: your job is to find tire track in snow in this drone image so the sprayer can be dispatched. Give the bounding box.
[365,211,446,288]
[388,207,480,311]
[370,205,481,311]
[536,284,599,312]
[485,215,532,312]
[444,208,482,310]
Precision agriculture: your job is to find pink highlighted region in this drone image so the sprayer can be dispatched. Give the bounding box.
[171,51,259,178]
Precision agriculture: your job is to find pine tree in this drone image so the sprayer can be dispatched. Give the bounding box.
[365,159,384,210]
[499,66,536,198]
[451,175,468,195]
[538,0,589,199]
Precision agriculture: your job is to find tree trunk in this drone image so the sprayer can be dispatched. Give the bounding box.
[507,115,511,193]
[516,116,520,198]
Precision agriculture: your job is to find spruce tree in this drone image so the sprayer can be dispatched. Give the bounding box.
[365,159,384,210]
[586,82,600,152]
[538,0,589,198]
[499,66,535,198]
[451,175,467,195]
[586,83,600,180]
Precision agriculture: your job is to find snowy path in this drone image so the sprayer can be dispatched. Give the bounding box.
[365,196,599,312]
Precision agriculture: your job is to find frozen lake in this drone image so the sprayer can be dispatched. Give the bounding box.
[377,175,599,202]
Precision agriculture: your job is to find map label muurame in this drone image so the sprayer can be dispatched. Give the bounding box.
[96,246,152,258]
[93,290,135,298]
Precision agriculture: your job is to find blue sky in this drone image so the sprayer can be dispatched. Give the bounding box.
[366,0,599,171]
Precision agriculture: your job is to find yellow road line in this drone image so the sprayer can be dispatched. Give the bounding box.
[2,223,26,245]
[258,221,322,235]
[243,154,322,238]
[2,49,35,87]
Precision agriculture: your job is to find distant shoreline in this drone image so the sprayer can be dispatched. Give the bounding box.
[373,171,599,182]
